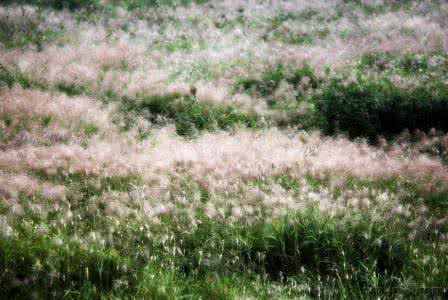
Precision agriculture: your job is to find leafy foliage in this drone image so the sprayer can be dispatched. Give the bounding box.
[315,76,448,140]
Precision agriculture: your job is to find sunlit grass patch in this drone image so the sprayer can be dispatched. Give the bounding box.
[0,204,424,299]
[0,229,131,298]
[1,166,447,299]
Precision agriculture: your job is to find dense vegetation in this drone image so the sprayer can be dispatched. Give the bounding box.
[1,0,448,298]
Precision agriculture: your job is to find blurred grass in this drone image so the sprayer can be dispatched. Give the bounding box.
[1,0,209,10]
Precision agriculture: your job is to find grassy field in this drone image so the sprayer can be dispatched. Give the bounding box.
[1,0,448,298]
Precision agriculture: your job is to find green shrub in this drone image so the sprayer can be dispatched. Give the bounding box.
[316,76,448,140]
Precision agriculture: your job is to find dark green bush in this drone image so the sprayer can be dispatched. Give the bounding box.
[236,65,286,97]
[55,82,90,96]
[316,76,448,140]
[2,0,209,10]
[1,0,101,10]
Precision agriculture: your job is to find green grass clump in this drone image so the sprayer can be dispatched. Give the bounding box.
[2,179,448,299]
[163,38,193,53]
[169,208,410,287]
[271,31,315,45]
[35,171,141,194]
[264,11,331,45]
[0,65,46,90]
[0,16,63,50]
[341,0,417,16]
[0,208,409,298]
[272,9,320,24]
[175,98,259,136]
[110,0,208,9]
[0,234,129,299]
[251,213,407,285]
[82,123,99,137]
[315,76,448,140]
[236,64,319,99]
[0,114,60,147]
[357,52,448,76]
[121,94,259,137]
[265,26,329,46]
[55,82,91,97]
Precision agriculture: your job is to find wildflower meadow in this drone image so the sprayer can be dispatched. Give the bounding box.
[1,0,448,298]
